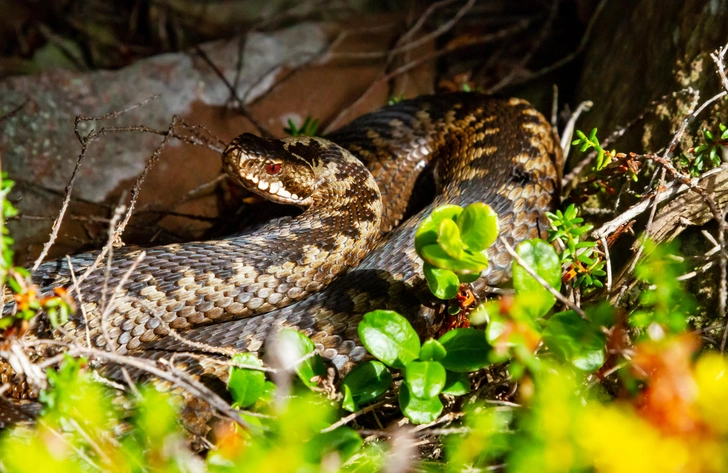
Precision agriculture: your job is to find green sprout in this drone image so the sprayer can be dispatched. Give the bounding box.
[0,172,73,331]
[547,204,605,290]
[679,122,728,176]
[388,95,405,105]
[283,116,320,137]
[572,128,615,171]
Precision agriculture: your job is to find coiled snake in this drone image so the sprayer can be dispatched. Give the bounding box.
[1,93,562,424]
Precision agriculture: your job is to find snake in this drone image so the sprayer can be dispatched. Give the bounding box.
[0,92,562,426]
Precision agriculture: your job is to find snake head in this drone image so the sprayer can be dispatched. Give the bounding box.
[222,133,316,206]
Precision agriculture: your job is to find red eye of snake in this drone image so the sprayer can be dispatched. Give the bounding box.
[265,163,282,175]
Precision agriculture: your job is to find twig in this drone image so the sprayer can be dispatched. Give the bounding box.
[320,400,388,433]
[323,19,532,133]
[505,0,607,88]
[30,95,161,273]
[0,98,29,124]
[487,0,559,93]
[113,118,178,244]
[592,164,726,239]
[99,251,147,352]
[193,45,273,138]
[23,339,251,429]
[709,43,728,352]
[600,236,613,292]
[39,420,103,471]
[500,237,587,318]
[30,148,85,272]
[325,0,474,61]
[559,100,593,170]
[66,256,91,348]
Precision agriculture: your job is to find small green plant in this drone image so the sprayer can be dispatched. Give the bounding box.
[0,172,73,331]
[461,83,483,93]
[283,116,320,137]
[572,128,615,171]
[679,123,728,176]
[547,203,606,290]
[630,239,696,334]
[414,202,498,300]
[388,95,405,105]
[1,356,197,473]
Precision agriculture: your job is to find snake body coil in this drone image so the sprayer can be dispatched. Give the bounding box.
[141,94,563,376]
[2,93,562,415]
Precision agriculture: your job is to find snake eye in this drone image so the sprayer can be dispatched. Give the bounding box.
[265,163,282,175]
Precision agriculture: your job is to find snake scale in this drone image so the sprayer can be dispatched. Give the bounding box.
[1,93,562,425]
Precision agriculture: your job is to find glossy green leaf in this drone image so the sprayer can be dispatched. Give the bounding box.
[340,361,392,411]
[341,385,358,412]
[423,263,460,300]
[419,339,447,361]
[359,310,420,368]
[404,361,446,399]
[542,311,606,372]
[457,202,499,251]
[438,328,491,372]
[307,427,362,463]
[399,382,443,424]
[421,245,488,273]
[415,205,463,254]
[277,329,325,389]
[441,371,470,396]
[457,272,480,283]
[513,239,561,318]
[437,218,464,259]
[228,352,266,408]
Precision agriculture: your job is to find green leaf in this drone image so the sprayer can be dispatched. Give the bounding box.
[419,339,447,361]
[542,311,606,372]
[441,371,471,396]
[359,310,420,369]
[437,219,464,259]
[404,361,446,399]
[415,205,463,254]
[456,202,499,251]
[340,361,392,411]
[277,329,325,389]
[399,382,443,424]
[438,328,491,372]
[308,427,362,463]
[420,245,488,273]
[423,263,460,300]
[228,353,266,408]
[341,384,358,412]
[513,239,561,318]
[457,272,480,283]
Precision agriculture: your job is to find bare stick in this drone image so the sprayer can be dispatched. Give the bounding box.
[0,98,29,124]
[323,20,531,134]
[113,118,178,243]
[66,256,91,348]
[193,45,273,138]
[326,0,474,61]
[31,151,86,272]
[600,236,613,292]
[23,339,251,429]
[30,95,161,273]
[320,400,389,433]
[487,0,559,93]
[592,164,726,239]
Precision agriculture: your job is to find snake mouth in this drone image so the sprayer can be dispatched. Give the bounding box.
[222,133,316,206]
